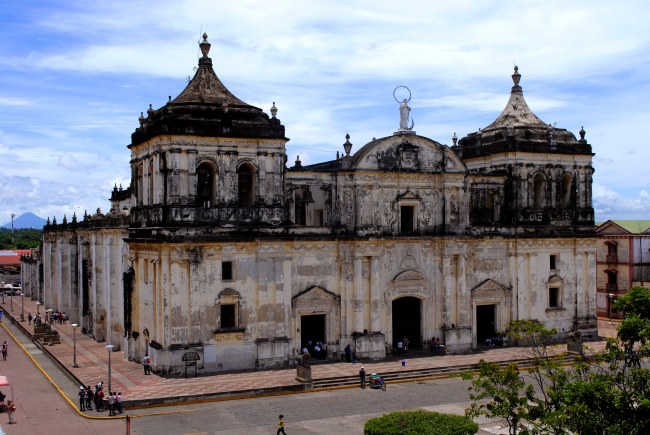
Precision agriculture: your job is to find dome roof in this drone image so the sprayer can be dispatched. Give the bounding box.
[130,34,285,147]
[482,66,548,132]
[456,67,591,157]
[171,34,250,108]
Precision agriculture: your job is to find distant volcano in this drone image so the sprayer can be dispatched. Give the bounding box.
[1,212,47,229]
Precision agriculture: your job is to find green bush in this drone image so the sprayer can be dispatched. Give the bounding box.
[364,410,478,435]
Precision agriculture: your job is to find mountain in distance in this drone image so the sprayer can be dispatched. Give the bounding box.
[1,212,47,229]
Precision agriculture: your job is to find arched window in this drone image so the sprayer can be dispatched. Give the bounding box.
[533,172,546,209]
[560,173,572,208]
[196,161,216,207]
[237,163,255,207]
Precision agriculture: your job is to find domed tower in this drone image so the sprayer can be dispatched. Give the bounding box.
[129,34,288,232]
[455,67,594,233]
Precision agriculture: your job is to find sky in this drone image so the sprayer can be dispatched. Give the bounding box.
[1,0,649,226]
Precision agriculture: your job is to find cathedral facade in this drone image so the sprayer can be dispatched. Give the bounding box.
[22,35,598,375]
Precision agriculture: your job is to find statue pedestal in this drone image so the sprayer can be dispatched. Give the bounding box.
[295,366,312,383]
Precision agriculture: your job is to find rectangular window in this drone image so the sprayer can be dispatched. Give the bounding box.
[222,261,233,281]
[550,255,557,270]
[401,205,414,233]
[221,304,236,328]
[549,287,560,308]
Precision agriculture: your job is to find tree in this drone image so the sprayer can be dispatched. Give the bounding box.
[462,289,650,434]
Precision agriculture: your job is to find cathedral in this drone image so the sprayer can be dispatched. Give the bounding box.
[22,34,598,375]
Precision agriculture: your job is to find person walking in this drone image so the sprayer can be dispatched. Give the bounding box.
[2,341,7,361]
[275,414,287,435]
[143,355,151,374]
[359,365,366,389]
[28,312,33,325]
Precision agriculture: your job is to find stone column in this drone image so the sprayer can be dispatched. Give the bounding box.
[353,256,363,333]
[443,256,452,326]
[457,255,468,326]
[370,256,381,332]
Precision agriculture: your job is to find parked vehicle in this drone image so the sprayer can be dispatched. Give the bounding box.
[367,373,386,391]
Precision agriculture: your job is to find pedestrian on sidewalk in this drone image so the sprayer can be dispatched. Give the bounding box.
[108,392,115,416]
[116,392,124,414]
[85,385,93,410]
[2,340,7,361]
[28,312,32,325]
[78,386,86,411]
[359,365,366,388]
[6,400,16,424]
[275,414,287,435]
[143,355,151,374]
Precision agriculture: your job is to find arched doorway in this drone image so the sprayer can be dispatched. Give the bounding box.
[392,297,421,350]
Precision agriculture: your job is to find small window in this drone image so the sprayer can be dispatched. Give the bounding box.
[401,205,414,233]
[549,287,560,308]
[222,261,233,281]
[221,304,236,328]
[550,255,557,270]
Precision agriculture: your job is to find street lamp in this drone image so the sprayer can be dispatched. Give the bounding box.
[608,293,614,325]
[71,323,79,367]
[9,291,13,311]
[20,292,24,322]
[36,301,41,317]
[106,344,114,395]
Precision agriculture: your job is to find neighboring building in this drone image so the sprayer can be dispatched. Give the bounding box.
[595,220,650,319]
[1,249,30,285]
[22,35,598,375]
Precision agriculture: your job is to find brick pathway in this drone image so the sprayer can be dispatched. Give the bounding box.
[0,296,616,408]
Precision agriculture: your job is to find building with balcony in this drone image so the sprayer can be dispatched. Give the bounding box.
[595,220,650,318]
[21,35,597,375]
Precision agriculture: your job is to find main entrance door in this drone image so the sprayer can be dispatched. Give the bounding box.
[392,297,421,350]
[476,304,496,345]
[301,314,325,350]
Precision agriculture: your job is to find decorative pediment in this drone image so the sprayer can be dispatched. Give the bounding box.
[292,286,340,304]
[394,270,424,282]
[384,269,429,302]
[471,279,510,296]
[396,190,420,201]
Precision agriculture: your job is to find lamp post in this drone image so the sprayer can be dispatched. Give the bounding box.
[106,344,114,395]
[71,323,79,367]
[608,293,614,325]
[20,292,24,322]
[36,301,41,317]
[10,291,13,311]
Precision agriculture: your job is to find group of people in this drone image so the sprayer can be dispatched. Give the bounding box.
[77,382,124,415]
[429,337,445,354]
[301,340,327,359]
[484,333,506,347]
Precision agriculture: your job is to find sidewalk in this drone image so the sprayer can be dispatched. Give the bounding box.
[0,295,616,410]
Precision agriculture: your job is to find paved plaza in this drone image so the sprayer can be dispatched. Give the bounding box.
[0,294,617,433]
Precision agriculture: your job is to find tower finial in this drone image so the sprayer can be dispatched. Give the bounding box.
[511,65,522,92]
[199,33,211,58]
